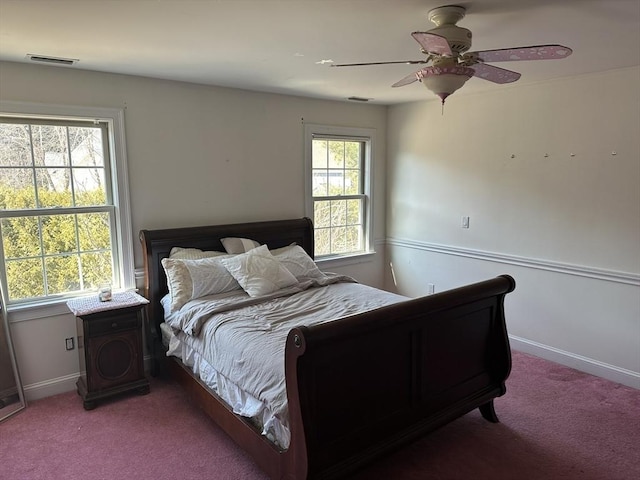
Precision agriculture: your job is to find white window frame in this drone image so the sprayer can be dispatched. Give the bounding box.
[304,123,375,265]
[0,101,135,314]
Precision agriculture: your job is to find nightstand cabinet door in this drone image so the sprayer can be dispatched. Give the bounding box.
[86,322,142,391]
[76,304,149,409]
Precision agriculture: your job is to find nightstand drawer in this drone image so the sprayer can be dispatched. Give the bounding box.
[86,313,140,336]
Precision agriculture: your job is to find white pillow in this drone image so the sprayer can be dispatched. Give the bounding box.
[161,255,240,312]
[270,244,324,279]
[169,246,226,260]
[220,237,261,254]
[221,244,297,297]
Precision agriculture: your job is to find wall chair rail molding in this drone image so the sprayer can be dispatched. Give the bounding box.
[386,238,640,286]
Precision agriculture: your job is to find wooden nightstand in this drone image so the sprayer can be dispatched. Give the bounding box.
[67,291,150,410]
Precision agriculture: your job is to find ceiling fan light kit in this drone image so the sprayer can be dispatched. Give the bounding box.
[417,65,474,103]
[332,4,572,105]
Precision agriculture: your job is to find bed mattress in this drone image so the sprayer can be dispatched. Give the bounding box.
[161,281,407,448]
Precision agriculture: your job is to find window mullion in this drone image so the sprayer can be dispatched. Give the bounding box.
[66,126,77,207]
[37,216,48,296]
[27,124,40,208]
[66,127,84,291]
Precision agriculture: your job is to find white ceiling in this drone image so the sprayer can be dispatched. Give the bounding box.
[1,0,639,105]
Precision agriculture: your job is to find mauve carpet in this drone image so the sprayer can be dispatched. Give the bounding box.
[1,351,639,480]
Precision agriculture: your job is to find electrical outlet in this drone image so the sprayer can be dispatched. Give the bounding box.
[65,337,75,351]
[427,283,435,295]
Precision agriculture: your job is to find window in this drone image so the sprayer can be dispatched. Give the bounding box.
[0,102,134,306]
[304,124,374,259]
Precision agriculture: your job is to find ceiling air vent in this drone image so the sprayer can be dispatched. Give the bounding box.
[26,54,78,66]
[347,96,370,102]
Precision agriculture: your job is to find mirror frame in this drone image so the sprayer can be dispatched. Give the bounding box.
[0,288,26,422]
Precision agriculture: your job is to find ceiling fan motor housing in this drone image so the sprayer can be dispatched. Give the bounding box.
[427,24,472,54]
[427,5,472,54]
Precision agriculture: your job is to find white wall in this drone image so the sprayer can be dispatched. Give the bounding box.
[386,67,640,388]
[2,60,638,398]
[0,61,388,399]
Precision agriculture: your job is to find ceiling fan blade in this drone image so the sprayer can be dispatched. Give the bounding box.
[411,32,452,56]
[392,71,419,88]
[330,59,428,67]
[471,44,573,63]
[471,63,521,84]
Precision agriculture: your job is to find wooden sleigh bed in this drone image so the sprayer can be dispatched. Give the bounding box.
[140,217,516,480]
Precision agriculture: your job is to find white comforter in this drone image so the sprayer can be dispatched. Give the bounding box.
[166,275,407,447]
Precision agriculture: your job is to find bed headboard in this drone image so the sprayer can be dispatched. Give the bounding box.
[139,217,314,342]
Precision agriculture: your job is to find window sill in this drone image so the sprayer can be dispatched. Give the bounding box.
[6,298,74,323]
[316,250,376,269]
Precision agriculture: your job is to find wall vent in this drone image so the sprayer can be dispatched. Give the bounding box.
[26,54,78,66]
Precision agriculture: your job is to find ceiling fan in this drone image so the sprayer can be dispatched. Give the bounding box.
[331,4,573,104]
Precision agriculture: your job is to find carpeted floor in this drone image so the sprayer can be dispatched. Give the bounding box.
[1,351,639,480]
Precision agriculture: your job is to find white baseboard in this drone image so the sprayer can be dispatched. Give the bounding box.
[23,356,155,402]
[24,342,639,402]
[23,372,79,402]
[509,335,640,389]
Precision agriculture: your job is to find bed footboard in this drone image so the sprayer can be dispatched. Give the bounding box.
[283,275,515,480]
